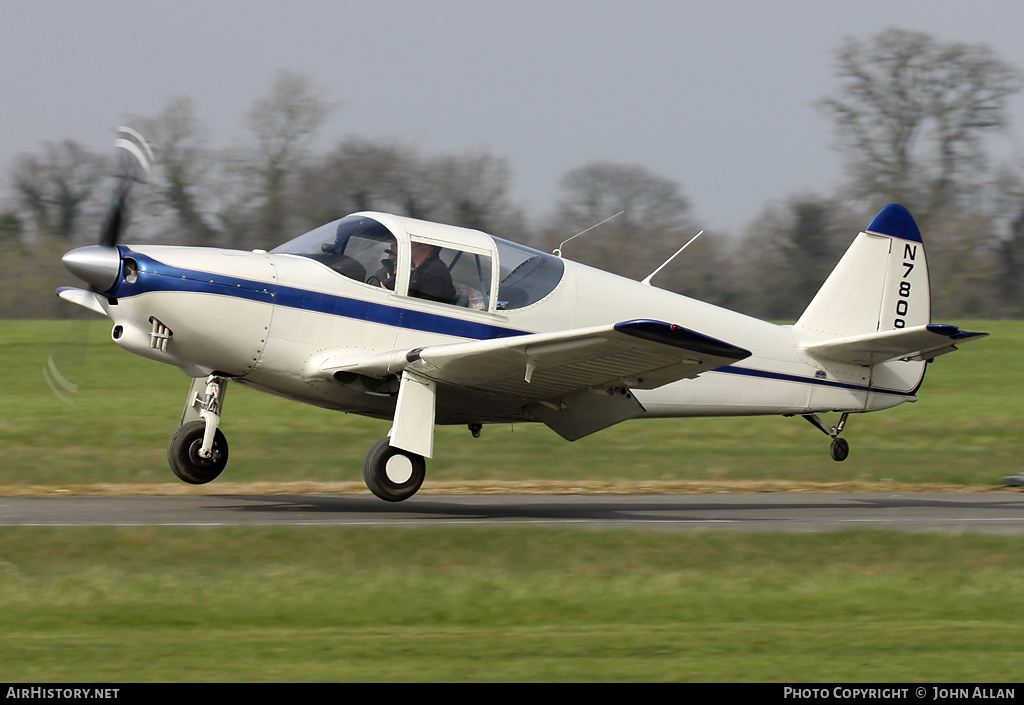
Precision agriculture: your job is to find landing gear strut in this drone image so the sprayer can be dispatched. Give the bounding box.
[168,375,230,484]
[803,412,850,462]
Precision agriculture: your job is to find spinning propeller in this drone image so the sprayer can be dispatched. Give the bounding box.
[46,128,154,403]
[61,127,153,291]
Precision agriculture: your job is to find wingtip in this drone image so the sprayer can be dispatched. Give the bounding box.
[614,319,752,361]
[926,323,989,341]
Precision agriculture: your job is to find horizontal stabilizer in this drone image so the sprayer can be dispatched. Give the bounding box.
[56,287,108,317]
[803,324,988,365]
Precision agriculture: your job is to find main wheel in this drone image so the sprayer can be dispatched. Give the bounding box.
[168,420,229,484]
[363,437,426,502]
[830,437,850,462]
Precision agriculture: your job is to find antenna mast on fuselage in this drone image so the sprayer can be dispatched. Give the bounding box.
[640,230,704,286]
[553,210,624,258]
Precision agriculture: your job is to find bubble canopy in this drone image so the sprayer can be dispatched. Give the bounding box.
[272,214,564,311]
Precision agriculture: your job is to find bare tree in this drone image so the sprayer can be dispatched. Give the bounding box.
[818,28,1022,220]
[419,149,526,238]
[548,162,693,282]
[135,96,218,246]
[293,140,527,241]
[0,209,22,245]
[926,210,1003,318]
[731,197,860,320]
[10,140,107,240]
[245,70,336,246]
[292,137,423,229]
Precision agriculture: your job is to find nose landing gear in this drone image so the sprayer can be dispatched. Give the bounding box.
[168,375,230,484]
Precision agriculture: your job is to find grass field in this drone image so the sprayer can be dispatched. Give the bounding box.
[2,320,1023,682]
[1,527,1023,682]
[2,320,1020,489]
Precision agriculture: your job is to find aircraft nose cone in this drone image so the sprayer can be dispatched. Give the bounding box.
[62,245,121,291]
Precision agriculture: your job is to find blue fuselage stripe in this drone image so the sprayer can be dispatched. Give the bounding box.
[112,250,530,340]
[713,365,913,397]
[272,285,528,340]
[112,250,915,397]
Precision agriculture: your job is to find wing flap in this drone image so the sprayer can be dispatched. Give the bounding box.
[803,324,988,365]
[524,387,646,441]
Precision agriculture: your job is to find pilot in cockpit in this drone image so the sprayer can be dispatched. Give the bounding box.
[367,243,398,288]
[370,241,455,304]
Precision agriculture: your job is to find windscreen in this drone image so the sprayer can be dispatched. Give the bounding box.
[270,216,398,285]
[494,238,565,309]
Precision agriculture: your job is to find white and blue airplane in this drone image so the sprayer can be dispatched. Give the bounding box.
[56,129,987,501]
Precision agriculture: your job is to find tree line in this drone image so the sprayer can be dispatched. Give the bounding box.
[3,29,1023,320]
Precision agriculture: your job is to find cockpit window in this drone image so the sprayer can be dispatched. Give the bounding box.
[270,216,397,286]
[494,238,564,309]
[385,239,492,309]
[434,246,492,310]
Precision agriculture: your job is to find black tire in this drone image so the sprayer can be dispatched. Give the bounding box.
[168,420,229,484]
[830,437,850,462]
[363,437,426,502]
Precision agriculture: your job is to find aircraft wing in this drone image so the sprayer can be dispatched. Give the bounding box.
[320,319,751,442]
[802,324,988,365]
[326,319,751,395]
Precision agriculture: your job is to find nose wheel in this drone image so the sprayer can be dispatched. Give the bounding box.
[803,413,851,462]
[170,374,230,484]
[168,420,229,484]
[363,437,426,502]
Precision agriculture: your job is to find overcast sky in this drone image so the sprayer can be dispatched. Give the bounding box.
[3,0,1023,235]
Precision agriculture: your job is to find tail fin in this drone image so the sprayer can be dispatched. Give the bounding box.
[795,204,987,367]
[795,203,929,338]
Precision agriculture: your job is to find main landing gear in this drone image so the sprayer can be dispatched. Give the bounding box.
[165,370,435,501]
[168,375,229,484]
[803,412,850,462]
[362,422,482,502]
[363,437,426,502]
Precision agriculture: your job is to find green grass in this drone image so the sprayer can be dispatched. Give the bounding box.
[1,320,1020,488]
[0,528,1022,682]
[3,321,1024,682]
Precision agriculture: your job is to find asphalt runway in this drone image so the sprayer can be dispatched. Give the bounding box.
[1,492,1023,533]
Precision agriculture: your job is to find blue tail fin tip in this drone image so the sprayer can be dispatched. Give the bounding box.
[866,203,922,243]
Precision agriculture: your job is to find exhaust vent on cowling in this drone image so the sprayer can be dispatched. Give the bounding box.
[149,317,172,352]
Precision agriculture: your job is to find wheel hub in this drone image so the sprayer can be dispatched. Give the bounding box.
[384,454,414,484]
[188,440,219,468]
